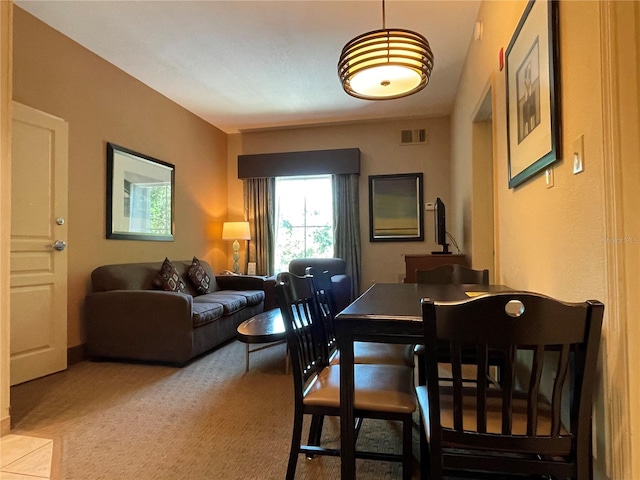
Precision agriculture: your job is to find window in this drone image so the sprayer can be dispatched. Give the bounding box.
[274,175,333,273]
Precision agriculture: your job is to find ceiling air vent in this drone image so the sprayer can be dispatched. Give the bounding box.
[400,128,427,145]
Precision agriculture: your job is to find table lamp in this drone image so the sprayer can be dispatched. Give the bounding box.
[222,221,251,274]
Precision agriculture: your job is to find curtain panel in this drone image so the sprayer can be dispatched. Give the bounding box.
[243,178,275,276]
[333,174,361,300]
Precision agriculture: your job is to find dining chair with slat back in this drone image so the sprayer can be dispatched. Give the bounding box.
[415,264,493,386]
[276,272,416,480]
[416,293,604,480]
[305,267,414,368]
[304,267,338,357]
[415,264,489,285]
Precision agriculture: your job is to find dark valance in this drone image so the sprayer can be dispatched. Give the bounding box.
[237,148,360,179]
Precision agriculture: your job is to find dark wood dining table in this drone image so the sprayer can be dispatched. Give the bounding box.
[334,282,512,479]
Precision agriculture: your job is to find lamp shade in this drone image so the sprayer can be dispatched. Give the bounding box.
[222,221,251,240]
[338,28,434,100]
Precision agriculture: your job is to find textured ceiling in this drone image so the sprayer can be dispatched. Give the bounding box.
[16,0,482,133]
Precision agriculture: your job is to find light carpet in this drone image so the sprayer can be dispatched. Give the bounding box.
[10,340,420,479]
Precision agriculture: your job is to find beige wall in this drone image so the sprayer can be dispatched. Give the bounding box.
[228,117,452,290]
[451,0,610,477]
[12,7,229,349]
[453,0,606,297]
[1,0,13,436]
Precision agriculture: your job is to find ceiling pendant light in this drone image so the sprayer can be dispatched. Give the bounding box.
[338,0,434,100]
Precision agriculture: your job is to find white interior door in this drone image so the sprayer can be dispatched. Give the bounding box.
[10,102,68,386]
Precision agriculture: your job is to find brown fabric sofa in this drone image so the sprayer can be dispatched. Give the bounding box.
[85,260,267,365]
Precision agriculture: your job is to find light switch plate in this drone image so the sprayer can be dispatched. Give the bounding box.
[545,167,554,188]
[573,135,584,174]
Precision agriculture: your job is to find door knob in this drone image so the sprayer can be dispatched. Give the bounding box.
[52,240,67,251]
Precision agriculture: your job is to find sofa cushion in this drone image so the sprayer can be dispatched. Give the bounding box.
[92,260,220,293]
[192,302,224,327]
[187,256,211,295]
[194,293,247,315]
[152,258,187,293]
[217,289,265,307]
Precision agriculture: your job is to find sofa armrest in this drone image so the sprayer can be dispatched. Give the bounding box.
[215,274,267,291]
[85,290,195,364]
[261,275,278,311]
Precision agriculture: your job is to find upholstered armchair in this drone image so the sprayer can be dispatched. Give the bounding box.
[288,258,352,312]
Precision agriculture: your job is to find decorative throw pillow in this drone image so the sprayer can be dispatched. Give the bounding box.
[187,256,211,295]
[153,257,187,293]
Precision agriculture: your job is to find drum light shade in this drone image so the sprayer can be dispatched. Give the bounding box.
[338,28,434,100]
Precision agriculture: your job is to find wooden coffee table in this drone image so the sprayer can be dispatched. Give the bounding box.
[237,308,288,373]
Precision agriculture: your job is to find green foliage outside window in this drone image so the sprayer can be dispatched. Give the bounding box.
[274,176,333,273]
[149,185,172,234]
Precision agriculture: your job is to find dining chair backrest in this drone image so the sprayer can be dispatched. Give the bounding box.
[275,272,327,390]
[419,292,604,479]
[416,264,489,285]
[414,264,491,387]
[277,275,416,480]
[305,266,338,354]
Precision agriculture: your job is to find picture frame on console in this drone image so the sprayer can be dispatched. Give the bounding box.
[505,0,560,189]
[106,142,175,241]
[369,173,424,242]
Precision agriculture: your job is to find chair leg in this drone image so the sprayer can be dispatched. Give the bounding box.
[417,353,426,386]
[307,414,324,446]
[430,444,443,480]
[306,414,325,459]
[354,416,364,440]
[403,416,413,480]
[419,413,429,480]
[286,409,304,480]
[285,345,290,375]
[576,430,593,480]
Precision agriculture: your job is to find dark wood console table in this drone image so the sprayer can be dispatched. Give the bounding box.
[403,254,467,283]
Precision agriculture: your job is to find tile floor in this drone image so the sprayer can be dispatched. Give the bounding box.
[0,434,53,479]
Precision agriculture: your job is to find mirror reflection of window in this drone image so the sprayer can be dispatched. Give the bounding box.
[125,178,171,234]
[123,179,131,218]
[128,181,171,234]
[120,160,172,235]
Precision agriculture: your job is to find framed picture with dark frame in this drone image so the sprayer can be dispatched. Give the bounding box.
[506,0,560,189]
[369,173,424,242]
[106,142,175,241]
